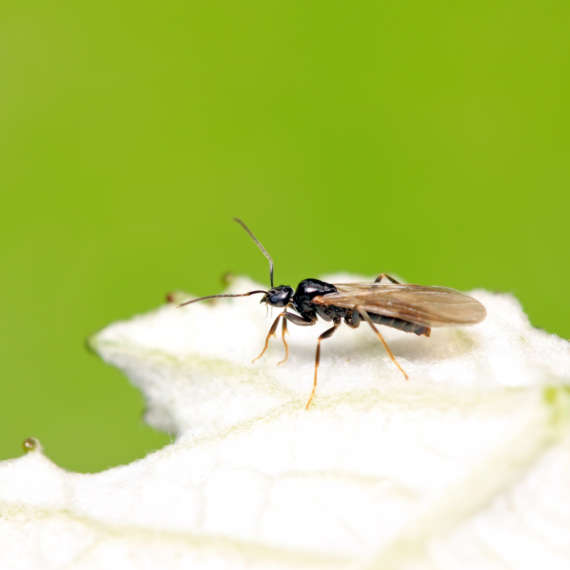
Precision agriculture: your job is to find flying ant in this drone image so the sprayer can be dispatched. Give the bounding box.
[179,219,486,409]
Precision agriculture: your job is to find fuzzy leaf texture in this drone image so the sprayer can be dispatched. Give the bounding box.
[1,275,569,570]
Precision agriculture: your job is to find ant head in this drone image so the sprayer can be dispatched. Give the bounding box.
[262,285,294,307]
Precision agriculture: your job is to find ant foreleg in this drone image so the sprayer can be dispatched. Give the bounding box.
[253,311,314,364]
[278,312,317,365]
[252,312,284,363]
[357,307,409,380]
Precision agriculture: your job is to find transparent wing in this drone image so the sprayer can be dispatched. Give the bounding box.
[312,283,486,327]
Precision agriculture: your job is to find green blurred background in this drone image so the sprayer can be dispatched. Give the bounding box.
[1,1,568,472]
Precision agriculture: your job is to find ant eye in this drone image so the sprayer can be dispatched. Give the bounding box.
[267,286,292,307]
[270,293,285,306]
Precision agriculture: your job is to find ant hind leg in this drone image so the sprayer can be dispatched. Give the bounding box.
[357,307,409,380]
[374,273,401,284]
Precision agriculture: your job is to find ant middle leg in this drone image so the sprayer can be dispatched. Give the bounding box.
[374,273,401,284]
[357,307,409,380]
[305,320,341,410]
[277,316,289,366]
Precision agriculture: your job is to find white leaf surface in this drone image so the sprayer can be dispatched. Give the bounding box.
[1,275,569,570]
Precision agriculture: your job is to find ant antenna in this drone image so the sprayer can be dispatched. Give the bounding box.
[233,217,275,288]
[178,289,267,307]
[177,218,273,309]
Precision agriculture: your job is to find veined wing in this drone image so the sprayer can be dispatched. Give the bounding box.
[312,283,486,327]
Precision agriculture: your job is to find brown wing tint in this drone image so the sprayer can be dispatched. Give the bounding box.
[312,283,486,327]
